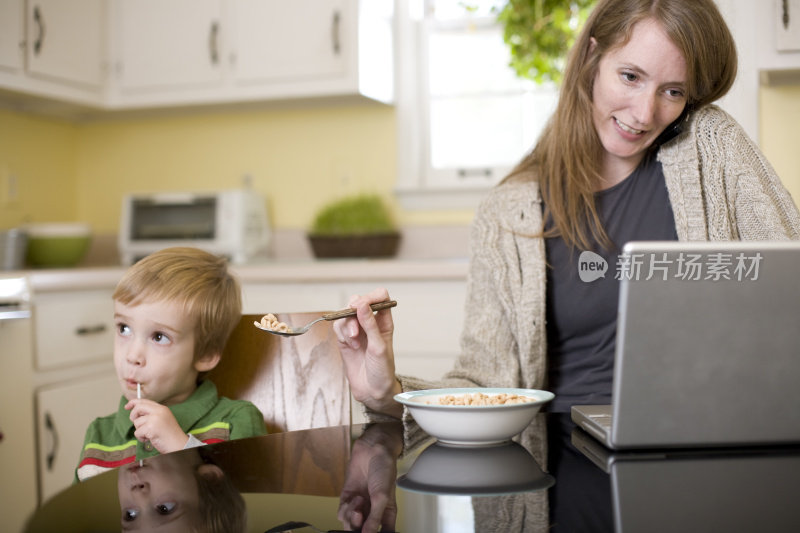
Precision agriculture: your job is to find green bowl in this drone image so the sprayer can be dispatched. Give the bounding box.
[25,224,91,267]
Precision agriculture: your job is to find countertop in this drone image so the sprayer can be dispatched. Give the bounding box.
[10,257,469,293]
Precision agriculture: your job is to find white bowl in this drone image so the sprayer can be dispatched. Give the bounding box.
[394,387,555,446]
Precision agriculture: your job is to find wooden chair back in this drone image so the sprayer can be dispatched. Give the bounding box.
[209,312,350,434]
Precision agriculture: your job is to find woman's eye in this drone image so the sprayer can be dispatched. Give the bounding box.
[122,508,139,522]
[621,71,637,82]
[155,502,176,515]
[666,88,685,99]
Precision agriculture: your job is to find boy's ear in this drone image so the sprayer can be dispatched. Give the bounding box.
[197,464,225,481]
[194,351,221,373]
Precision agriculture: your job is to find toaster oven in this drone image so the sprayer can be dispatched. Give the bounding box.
[118,189,270,265]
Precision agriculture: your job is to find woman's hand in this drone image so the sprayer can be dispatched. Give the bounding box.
[333,288,403,418]
[126,398,188,453]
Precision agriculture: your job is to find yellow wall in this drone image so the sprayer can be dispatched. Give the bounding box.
[2,102,475,234]
[3,87,799,235]
[760,85,800,208]
[77,104,401,233]
[0,109,79,228]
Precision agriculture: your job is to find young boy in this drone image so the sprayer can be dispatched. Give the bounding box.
[76,247,266,482]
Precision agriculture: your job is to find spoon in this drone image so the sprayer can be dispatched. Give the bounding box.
[254,300,398,336]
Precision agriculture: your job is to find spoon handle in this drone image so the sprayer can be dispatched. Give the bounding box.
[322,300,397,321]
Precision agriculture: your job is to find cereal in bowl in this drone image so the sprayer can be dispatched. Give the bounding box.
[432,392,535,406]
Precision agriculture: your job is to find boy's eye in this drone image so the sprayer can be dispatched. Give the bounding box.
[122,508,139,521]
[152,332,171,345]
[155,501,176,515]
[117,323,131,336]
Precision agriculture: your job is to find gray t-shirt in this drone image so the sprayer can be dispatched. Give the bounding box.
[544,154,678,412]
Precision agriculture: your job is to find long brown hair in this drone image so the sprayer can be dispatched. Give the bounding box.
[504,0,737,250]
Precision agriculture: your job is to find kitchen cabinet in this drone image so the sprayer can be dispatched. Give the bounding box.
[228,0,394,103]
[758,0,800,72]
[24,0,106,89]
[113,0,224,93]
[0,0,23,73]
[0,0,106,106]
[32,288,115,370]
[30,283,119,504]
[0,292,38,533]
[36,372,119,504]
[107,0,394,109]
[230,0,346,86]
[1,0,393,113]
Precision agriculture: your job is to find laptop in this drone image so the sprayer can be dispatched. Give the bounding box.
[571,240,800,449]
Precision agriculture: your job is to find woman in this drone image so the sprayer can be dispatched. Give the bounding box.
[334,0,800,420]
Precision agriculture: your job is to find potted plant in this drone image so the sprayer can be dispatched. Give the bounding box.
[307,194,401,258]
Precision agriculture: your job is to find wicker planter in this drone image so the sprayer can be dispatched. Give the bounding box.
[308,232,401,259]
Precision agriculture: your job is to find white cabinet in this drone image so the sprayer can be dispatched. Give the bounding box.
[32,289,115,370]
[1,0,394,112]
[114,0,224,93]
[0,0,23,73]
[30,285,119,503]
[108,0,394,109]
[0,0,106,106]
[36,372,120,504]
[25,0,106,88]
[231,0,346,85]
[0,310,38,533]
[242,281,343,314]
[758,0,800,72]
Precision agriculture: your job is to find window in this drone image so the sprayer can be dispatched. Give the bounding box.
[396,0,558,209]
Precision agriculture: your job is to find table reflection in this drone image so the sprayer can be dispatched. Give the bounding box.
[23,414,800,533]
[397,440,553,496]
[117,448,246,532]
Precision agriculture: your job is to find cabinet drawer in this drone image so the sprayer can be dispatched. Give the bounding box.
[36,371,120,503]
[33,290,115,370]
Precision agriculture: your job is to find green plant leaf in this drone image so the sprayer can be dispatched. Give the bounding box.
[310,194,397,236]
[498,0,594,84]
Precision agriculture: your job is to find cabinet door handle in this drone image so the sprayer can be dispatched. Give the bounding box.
[75,324,107,336]
[331,10,341,55]
[44,412,59,472]
[209,21,220,65]
[784,0,791,30]
[33,5,46,56]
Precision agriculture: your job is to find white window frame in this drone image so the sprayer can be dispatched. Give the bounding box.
[394,0,557,210]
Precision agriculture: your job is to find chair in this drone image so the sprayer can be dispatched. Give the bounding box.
[209,312,350,434]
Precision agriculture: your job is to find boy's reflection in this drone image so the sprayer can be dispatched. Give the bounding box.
[117,448,245,532]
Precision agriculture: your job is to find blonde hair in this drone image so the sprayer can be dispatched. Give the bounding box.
[113,247,242,360]
[505,0,737,250]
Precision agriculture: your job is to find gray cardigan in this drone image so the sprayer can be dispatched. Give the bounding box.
[390,105,800,531]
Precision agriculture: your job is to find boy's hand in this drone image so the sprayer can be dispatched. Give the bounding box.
[125,399,188,454]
